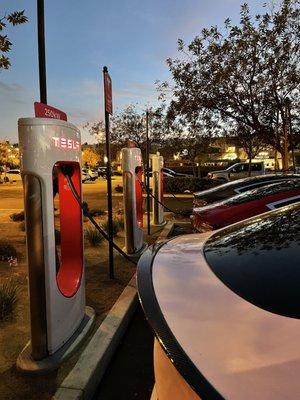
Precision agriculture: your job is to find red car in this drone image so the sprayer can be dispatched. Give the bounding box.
[193,179,300,231]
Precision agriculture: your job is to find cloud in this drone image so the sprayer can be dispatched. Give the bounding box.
[114,81,157,101]
[79,79,100,96]
[0,81,25,93]
[0,81,27,104]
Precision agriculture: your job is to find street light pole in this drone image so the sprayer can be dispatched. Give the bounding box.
[145,110,151,235]
[37,0,47,104]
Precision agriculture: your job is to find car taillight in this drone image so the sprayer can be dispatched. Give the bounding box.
[191,214,213,233]
[193,199,208,208]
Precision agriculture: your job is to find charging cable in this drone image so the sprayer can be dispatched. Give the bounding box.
[139,178,190,216]
[62,169,137,265]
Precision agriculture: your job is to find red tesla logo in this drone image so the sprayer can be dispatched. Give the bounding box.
[52,137,80,150]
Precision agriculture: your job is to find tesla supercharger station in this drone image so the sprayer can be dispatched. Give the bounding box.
[151,153,165,226]
[122,147,147,257]
[16,117,95,373]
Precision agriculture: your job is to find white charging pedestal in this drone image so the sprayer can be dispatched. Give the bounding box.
[17,118,95,374]
[121,147,147,257]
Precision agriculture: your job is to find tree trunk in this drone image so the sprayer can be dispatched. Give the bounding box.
[248,155,252,177]
[283,109,289,173]
[280,150,289,174]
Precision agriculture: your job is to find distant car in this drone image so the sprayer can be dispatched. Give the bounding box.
[146,167,192,178]
[193,173,300,207]
[81,171,91,183]
[97,166,115,178]
[1,169,22,182]
[82,168,98,181]
[207,161,265,181]
[97,166,106,177]
[163,167,192,177]
[192,179,300,231]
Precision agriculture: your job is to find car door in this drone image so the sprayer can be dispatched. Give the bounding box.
[250,163,263,177]
[230,164,247,180]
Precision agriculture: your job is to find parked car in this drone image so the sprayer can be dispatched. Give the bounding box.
[146,167,192,178]
[192,178,300,231]
[81,171,91,183]
[163,167,193,177]
[193,173,300,207]
[97,166,115,178]
[0,169,22,182]
[207,161,265,181]
[137,202,300,400]
[82,168,98,181]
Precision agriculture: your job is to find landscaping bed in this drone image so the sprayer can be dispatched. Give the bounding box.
[0,208,135,400]
[164,176,220,193]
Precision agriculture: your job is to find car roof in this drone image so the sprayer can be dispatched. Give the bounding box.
[194,174,300,198]
[195,178,300,211]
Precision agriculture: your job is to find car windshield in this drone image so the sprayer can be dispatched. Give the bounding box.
[204,202,300,318]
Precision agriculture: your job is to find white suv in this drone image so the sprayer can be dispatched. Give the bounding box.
[207,162,265,181]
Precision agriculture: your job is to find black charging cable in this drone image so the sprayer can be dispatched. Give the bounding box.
[62,170,137,266]
[167,187,194,204]
[139,178,190,216]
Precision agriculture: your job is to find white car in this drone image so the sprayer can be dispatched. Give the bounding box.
[82,168,98,181]
[207,162,265,181]
[1,169,22,182]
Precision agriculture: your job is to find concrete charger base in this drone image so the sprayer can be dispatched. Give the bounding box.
[123,242,148,262]
[16,306,95,375]
[151,219,167,228]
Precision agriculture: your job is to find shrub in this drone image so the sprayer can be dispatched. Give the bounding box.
[0,279,19,320]
[82,201,89,216]
[102,219,121,237]
[0,241,17,262]
[115,217,124,231]
[115,184,123,193]
[10,211,24,222]
[85,226,103,246]
[164,177,218,193]
[89,208,106,217]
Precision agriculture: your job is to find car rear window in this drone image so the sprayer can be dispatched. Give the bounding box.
[226,179,300,205]
[204,203,300,318]
[235,178,289,193]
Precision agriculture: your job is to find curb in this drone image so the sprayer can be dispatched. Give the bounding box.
[53,276,138,400]
[156,220,175,241]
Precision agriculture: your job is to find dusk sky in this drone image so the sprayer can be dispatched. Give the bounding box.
[1,0,266,143]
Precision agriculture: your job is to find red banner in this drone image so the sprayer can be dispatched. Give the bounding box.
[34,102,67,121]
[104,70,113,115]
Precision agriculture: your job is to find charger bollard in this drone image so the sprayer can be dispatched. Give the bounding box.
[151,153,166,227]
[121,147,147,257]
[17,117,95,374]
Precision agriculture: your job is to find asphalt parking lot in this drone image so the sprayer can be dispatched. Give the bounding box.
[94,306,155,400]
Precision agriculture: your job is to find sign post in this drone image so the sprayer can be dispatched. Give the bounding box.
[37,0,47,104]
[103,66,114,279]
